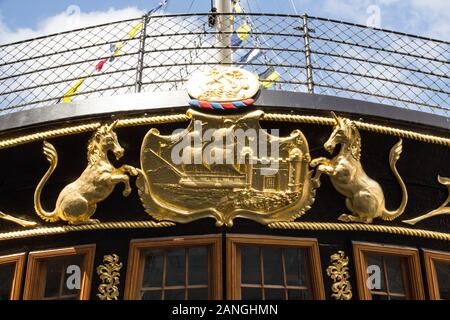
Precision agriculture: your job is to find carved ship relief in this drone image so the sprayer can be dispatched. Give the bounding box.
[136,109,317,227]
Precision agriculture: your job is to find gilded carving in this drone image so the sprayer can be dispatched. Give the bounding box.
[0,211,36,227]
[187,66,259,102]
[136,109,317,227]
[403,175,450,225]
[326,250,352,300]
[311,112,408,223]
[97,254,123,300]
[34,121,138,224]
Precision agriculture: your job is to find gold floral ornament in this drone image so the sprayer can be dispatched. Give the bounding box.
[311,112,408,224]
[403,175,450,225]
[326,251,352,300]
[136,109,317,227]
[97,254,123,300]
[34,121,138,225]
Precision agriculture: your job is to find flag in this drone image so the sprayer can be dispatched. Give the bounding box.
[231,22,251,46]
[231,0,242,24]
[147,0,168,15]
[96,58,108,72]
[109,42,124,62]
[127,22,143,38]
[239,48,262,63]
[259,67,281,88]
[232,0,242,14]
[62,78,86,103]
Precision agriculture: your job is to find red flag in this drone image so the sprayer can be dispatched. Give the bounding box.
[96,58,108,72]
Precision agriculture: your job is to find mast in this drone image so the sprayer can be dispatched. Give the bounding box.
[216,0,233,64]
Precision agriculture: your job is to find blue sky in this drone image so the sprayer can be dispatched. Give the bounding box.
[0,0,448,43]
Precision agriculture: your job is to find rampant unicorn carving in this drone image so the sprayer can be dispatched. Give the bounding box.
[34,121,138,225]
[310,112,408,223]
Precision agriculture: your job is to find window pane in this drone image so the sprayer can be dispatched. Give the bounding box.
[188,247,208,285]
[165,289,185,300]
[385,256,405,294]
[366,254,386,291]
[264,288,285,300]
[285,248,308,286]
[166,249,186,286]
[43,256,83,299]
[142,252,163,288]
[262,247,283,285]
[62,255,83,296]
[141,290,161,300]
[288,289,311,300]
[0,263,15,300]
[241,287,262,300]
[241,246,261,284]
[43,259,63,298]
[435,262,450,300]
[188,288,208,300]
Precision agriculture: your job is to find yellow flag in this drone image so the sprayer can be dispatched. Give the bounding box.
[260,70,281,88]
[236,22,251,41]
[62,78,86,103]
[127,22,143,39]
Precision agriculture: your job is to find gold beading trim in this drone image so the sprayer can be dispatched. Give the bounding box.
[0,113,448,150]
[0,221,175,241]
[268,221,450,241]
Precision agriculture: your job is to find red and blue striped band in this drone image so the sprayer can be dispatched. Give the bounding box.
[189,98,255,110]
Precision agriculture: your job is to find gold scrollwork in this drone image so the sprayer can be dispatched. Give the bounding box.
[326,251,352,300]
[403,175,450,225]
[97,254,123,300]
[34,121,138,225]
[311,112,408,223]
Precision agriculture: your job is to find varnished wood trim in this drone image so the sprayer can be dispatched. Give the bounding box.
[352,242,425,300]
[226,234,325,300]
[124,234,222,300]
[0,252,26,300]
[23,244,96,300]
[423,249,450,300]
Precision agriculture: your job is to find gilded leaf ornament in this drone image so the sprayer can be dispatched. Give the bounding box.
[326,251,352,300]
[97,254,123,300]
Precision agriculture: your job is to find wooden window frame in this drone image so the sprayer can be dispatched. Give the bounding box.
[23,244,96,300]
[124,234,222,300]
[353,242,424,300]
[423,249,450,300]
[0,252,26,300]
[226,234,325,300]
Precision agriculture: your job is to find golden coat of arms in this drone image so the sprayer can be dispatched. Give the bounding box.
[136,109,317,227]
[187,66,260,102]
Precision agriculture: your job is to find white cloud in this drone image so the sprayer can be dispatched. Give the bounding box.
[0,6,145,44]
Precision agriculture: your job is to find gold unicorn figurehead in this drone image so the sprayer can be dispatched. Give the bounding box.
[87,120,124,165]
[324,112,361,161]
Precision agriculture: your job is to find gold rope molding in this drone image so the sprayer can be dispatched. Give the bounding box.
[0,221,175,241]
[263,113,450,147]
[0,112,448,150]
[0,114,189,150]
[268,221,450,241]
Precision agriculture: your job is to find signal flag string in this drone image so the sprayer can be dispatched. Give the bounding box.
[61,0,168,103]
